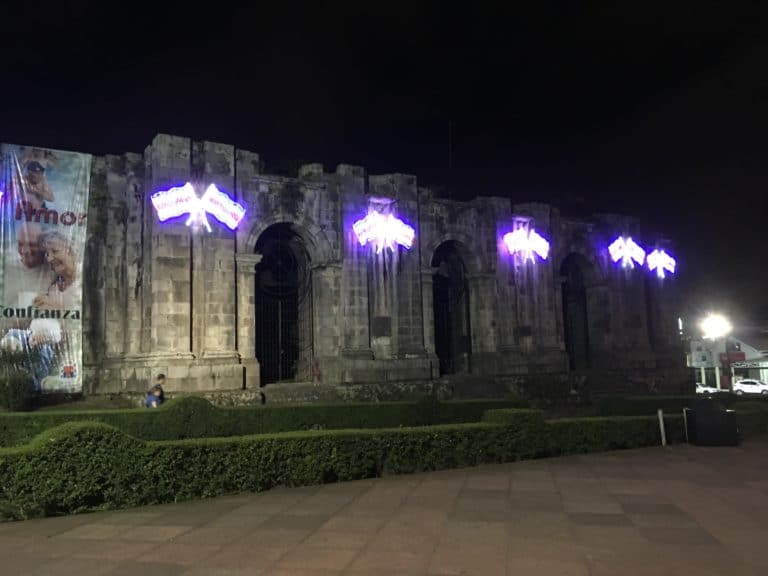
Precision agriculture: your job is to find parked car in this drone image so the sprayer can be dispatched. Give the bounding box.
[696,382,725,394]
[732,379,768,396]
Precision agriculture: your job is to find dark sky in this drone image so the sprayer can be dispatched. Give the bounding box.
[2,2,767,326]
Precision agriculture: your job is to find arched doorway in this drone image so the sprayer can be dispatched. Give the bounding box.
[561,253,591,371]
[255,223,313,384]
[432,241,471,375]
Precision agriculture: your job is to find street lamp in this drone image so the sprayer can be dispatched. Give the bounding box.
[699,313,732,389]
[700,313,732,341]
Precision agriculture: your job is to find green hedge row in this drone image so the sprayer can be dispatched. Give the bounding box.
[482,408,685,453]
[0,396,529,448]
[548,415,685,453]
[0,409,683,520]
[727,401,768,436]
[594,394,768,417]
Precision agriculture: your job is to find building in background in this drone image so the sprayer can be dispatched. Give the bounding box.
[3,135,685,403]
[731,329,768,383]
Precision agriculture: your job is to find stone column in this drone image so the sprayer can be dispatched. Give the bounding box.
[339,166,373,359]
[197,141,237,359]
[532,258,559,350]
[147,134,194,357]
[236,252,261,389]
[368,248,397,359]
[312,263,343,382]
[495,251,519,352]
[467,272,498,374]
[420,267,440,378]
[420,268,436,355]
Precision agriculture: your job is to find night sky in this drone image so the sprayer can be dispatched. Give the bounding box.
[2,2,766,328]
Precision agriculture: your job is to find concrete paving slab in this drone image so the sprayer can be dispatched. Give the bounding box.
[3,440,768,575]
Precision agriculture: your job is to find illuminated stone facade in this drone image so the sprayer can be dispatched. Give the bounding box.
[80,134,684,401]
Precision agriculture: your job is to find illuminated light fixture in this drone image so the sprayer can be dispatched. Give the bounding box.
[151,182,246,232]
[353,210,415,253]
[502,227,550,262]
[700,313,731,341]
[608,236,646,268]
[647,249,676,278]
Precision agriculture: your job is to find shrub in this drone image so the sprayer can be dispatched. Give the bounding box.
[0,422,148,519]
[729,401,768,437]
[0,409,689,520]
[0,349,39,412]
[595,394,768,417]
[592,396,768,439]
[0,396,529,447]
[0,371,36,412]
[548,415,685,455]
[594,396,697,417]
[482,407,545,426]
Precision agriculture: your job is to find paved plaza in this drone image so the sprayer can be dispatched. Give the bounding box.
[2,441,768,575]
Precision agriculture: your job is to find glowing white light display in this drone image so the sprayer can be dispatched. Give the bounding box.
[647,249,676,278]
[608,236,646,268]
[502,228,550,262]
[352,211,415,253]
[150,183,246,232]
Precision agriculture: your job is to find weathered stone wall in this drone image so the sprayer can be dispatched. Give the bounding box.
[80,133,684,399]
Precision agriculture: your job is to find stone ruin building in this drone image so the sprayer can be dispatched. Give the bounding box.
[78,134,684,402]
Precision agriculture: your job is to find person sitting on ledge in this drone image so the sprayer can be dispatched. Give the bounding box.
[145,374,166,408]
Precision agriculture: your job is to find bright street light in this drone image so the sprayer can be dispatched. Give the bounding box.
[699,313,732,340]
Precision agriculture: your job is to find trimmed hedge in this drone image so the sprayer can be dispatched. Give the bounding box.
[594,395,768,429]
[0,349,37,412]
[728,401,768,437]
[595,396,697,416]
[0,409,686,520]
[482,407,547,427]
[0,396,529,448]
[548,415,685,454]
[482,408,684,454]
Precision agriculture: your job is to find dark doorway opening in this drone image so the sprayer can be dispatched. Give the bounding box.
[432,241,471,375]
[561,253,590,371]
[255,224,313,384]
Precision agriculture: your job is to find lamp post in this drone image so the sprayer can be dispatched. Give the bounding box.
[700,313,732,390]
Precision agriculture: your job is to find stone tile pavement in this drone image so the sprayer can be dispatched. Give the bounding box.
[3,441,768,575]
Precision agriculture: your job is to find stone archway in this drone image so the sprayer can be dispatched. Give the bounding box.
[254,223,313,384]
[236,217,334,388]
[244,216,332,268]
[560,253,593,371]
[431,240,472,375]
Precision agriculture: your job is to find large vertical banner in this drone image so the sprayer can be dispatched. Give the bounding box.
[0,145,91,394]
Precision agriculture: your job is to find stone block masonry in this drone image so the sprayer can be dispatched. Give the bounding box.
[78,134,684,400]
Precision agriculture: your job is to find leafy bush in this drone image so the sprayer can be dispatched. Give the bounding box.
[0,350,38,412]
[0,422,148,518]
[0,371,36,412]
[548,415,685,454]
[595,394,768,417]
[0,396,529,447]
[593,395,768,439]
[481,407,543,424]
[729,401,768,437]
[0,409,691,520]
[594,396,696,416]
